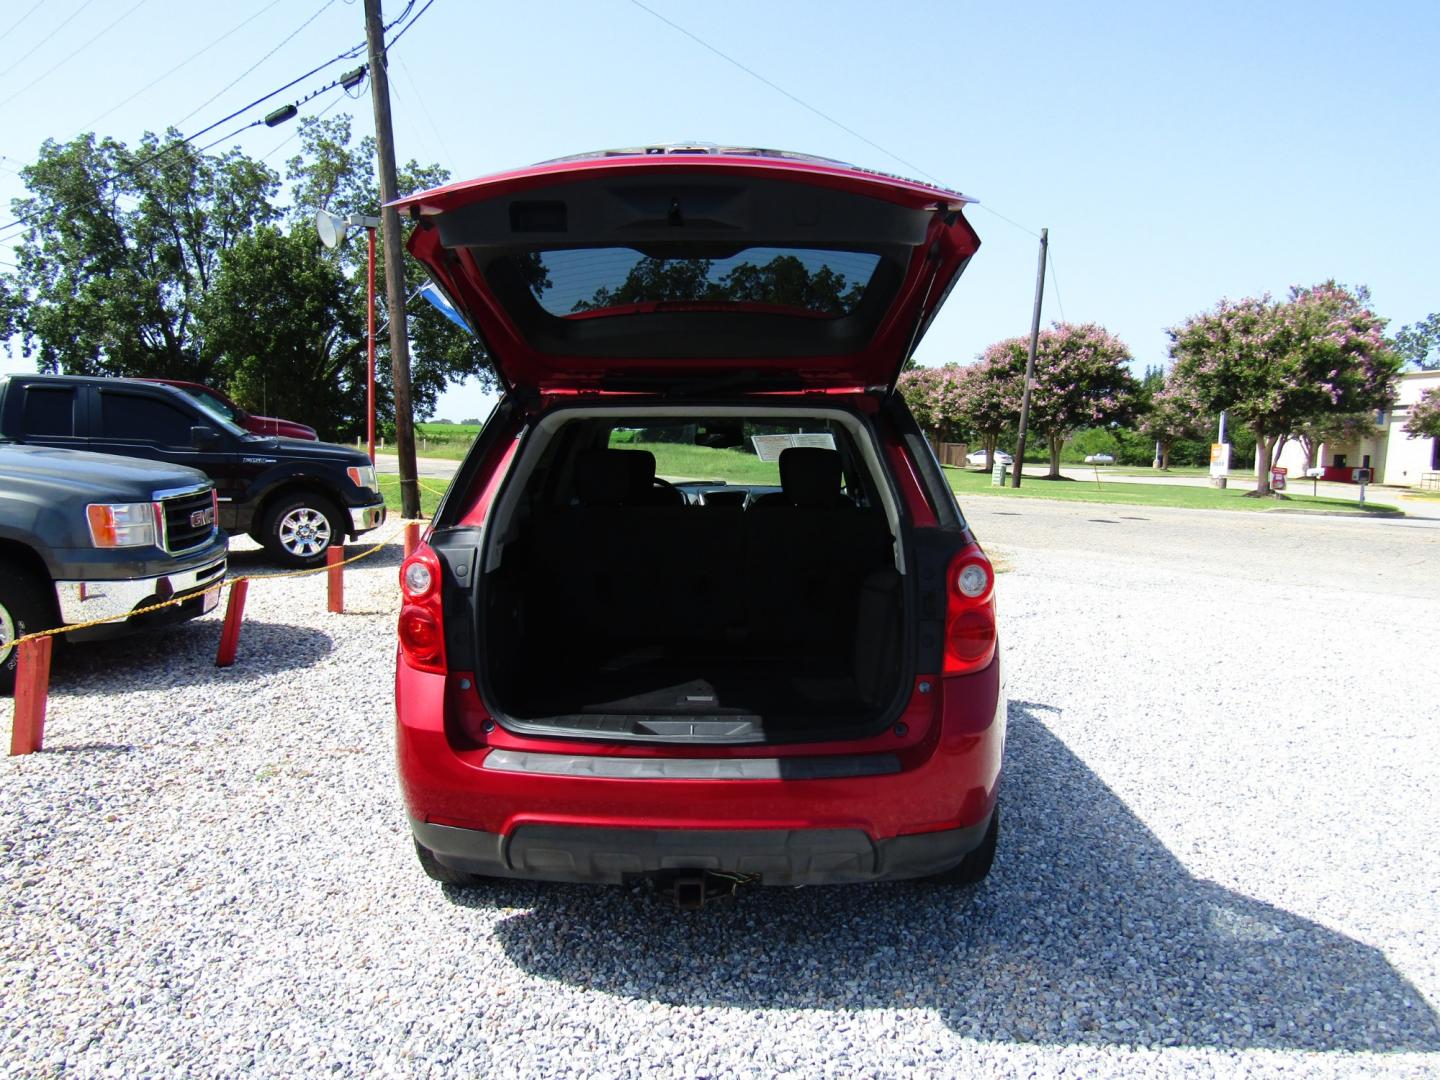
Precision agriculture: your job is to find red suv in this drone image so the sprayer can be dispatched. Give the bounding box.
[392,146,1004,898]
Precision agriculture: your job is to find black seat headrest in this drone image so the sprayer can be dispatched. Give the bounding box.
[575,449,632,505]
[779,447,845,508]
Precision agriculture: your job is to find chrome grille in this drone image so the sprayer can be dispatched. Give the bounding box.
[156,486,217,554]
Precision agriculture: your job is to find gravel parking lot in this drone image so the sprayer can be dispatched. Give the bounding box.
[4,503,1438,1078]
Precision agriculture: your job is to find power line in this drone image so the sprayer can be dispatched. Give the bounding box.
[625,0,1047,245]
[172,0,340,127]
[1,0,99,71]
[0,0,151,111]
[0,58,365,240]
[385,0,435,50]
[625,0,936,186]
[1,0,49,41]
[1046,247,1067,324]
[0,0,429,244]
[74,0,291,137]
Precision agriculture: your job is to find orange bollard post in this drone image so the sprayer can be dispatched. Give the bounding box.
[403,522,420,558]
[215,579,248,667]
[327,545,344,614]
[9,635,53,756]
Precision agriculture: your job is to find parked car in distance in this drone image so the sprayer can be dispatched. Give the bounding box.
[140,378,319,441]
[1084,453,1115,465]
[966,449,1014,467]
[0,443,226,694]
[393,145,1005,902]
[0,374,385,567]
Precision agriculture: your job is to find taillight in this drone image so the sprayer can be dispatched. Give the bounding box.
[398,545,446,674]
[943,543,997,676]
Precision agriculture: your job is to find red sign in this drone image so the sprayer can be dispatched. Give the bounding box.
[1270,467,1287,491]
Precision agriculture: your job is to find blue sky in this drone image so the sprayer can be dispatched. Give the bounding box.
[2,0,1437,422]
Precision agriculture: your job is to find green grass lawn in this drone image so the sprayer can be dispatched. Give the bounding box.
[944,466,1400,515]
[378,474,446,518]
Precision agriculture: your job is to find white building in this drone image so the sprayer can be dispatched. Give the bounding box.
[1272,370,1440,487]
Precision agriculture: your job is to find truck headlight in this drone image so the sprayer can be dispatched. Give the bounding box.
[86,502,159,548]
[347,465,378,492]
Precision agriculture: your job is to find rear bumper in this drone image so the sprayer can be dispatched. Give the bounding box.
[412,812,994,886]
[396,657,1006,884]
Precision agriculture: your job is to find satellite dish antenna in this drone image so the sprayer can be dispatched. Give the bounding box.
[314,210,349,250]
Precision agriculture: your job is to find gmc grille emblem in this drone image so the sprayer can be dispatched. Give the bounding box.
[190,508,215,528]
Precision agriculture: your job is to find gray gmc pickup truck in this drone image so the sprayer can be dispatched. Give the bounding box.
[0,443,227,694]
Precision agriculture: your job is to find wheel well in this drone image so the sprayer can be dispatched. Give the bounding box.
[0,539,61,623]
[257,484,348,537]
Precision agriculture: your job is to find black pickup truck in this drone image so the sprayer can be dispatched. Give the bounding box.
[0,443,228,693]
[0,374,386,566]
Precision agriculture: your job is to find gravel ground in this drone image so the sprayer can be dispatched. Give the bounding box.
[4,505,1439,1078]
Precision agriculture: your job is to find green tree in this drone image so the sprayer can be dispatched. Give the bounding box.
[1394,313,1439,371]
[284,115,493,414]
[1168,284,1400,495]
[5,131,279,377]
[194,225,365,441]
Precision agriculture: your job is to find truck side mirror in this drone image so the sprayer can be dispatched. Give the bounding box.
[191,425,221,450]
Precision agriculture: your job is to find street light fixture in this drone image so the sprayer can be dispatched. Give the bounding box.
[316,210,383,463]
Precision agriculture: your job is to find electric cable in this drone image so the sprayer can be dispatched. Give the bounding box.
[75,0,290,136]
[1,0,49,41]
[393,51,453,170]
[1046,249,1067,324]
[384,0,435,50]
[172,0,339,127]
[625,0,1047,243]
[0,0,150,111]
[1,0,99,71]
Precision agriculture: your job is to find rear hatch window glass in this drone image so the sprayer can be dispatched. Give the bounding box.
[522,248,881,319]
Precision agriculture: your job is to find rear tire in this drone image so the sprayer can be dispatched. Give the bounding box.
[919,806,999,886]
[258,492,344,568]
[0,567,54,697]
[414,839,489,887]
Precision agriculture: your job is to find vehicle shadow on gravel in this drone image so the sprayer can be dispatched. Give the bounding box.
[53,620,333,688]
[473,704,1440,1053]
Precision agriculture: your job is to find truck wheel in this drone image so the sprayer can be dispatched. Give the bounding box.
[0,568,53,696]
[919,806,999,886]
[414,839,489,887]
[259,493,344,568]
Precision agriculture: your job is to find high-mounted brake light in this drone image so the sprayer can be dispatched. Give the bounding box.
[943,543,997,676]
[398,546,446,673]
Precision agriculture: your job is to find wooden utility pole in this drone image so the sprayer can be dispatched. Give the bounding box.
[363,0,420,519]
[1010,227,1048,489]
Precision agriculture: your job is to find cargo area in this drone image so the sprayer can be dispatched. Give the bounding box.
[475,414,909,743]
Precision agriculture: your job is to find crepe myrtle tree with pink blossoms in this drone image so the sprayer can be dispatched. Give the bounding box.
[981,323,1140,479]
[1138,374,1204,470]
[1406,386,1440,439]
[1168,282,1400,496]
[897,363,970,445]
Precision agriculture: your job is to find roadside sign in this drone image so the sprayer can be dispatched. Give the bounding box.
[1209,442,1231,477]
[1271,466,1287,491]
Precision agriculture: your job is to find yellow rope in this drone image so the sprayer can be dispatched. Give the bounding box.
[1,517,426,650]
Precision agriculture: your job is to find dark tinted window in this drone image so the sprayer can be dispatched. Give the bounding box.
[522,248,880,318]
[99,391,194,447]
[22,387,76,436]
